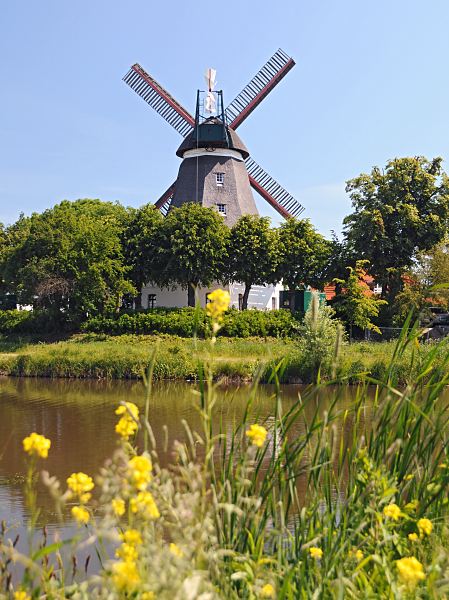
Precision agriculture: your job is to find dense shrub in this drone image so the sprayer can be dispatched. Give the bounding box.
[0,310,66,334]
[82,308,300,338]
[0,310,31,333]
[296,297,345,381]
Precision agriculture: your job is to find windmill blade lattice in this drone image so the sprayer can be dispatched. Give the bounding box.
[225,49,295,130]
[246,157,304,219]
[123,64,194,136]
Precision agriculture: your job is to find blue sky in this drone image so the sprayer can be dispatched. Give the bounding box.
[1,0,449,236]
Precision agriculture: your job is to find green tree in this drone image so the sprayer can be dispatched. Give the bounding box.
[276,219,331,310]
[333,261,387,338]
[228,215,278,310]
[343,157,449,308]
[393,237,449,323]
[122,204,164,309]
[155,203,229,307]
[2,200,132,325]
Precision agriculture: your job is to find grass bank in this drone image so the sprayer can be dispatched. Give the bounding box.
[0,333,447,383]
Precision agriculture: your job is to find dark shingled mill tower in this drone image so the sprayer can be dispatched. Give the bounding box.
[170,77,258,224]
[123,49,305,222]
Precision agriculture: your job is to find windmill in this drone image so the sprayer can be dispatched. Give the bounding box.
[123,49,304,223]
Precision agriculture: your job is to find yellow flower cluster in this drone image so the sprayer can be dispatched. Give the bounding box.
[128,454,153,490]
[417,518,432,537]
[309,547,323,560]
[71,505,90,525]
[112,557,140,592]
[349,548,364,561]
[408,533,418,542]
[67,472,94,503]
[130,491,160,519]
[67,471,94,526]
[112,497,125,516]
[115,402,139,440]
[113,529,143,592]
[396,556,425,587]
[206,289,230,322]
[245,424,268,448]
[14,591,31,600]
[383,503,402,521]
[22,432,51,459]
[260,583,275,598]
[169,542,183,558]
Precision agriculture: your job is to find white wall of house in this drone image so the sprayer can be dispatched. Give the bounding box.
[141,282,284,310]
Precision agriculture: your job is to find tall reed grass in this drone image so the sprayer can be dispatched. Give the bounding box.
[2,312,449,597]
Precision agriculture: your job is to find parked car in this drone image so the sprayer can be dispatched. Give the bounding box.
[423,313,449,340]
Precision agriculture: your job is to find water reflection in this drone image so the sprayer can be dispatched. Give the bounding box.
[0,376,367,531]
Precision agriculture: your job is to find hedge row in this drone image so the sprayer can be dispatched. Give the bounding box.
[82,308,300,338]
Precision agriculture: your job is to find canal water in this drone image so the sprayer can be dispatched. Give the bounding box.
[0,376,367,541]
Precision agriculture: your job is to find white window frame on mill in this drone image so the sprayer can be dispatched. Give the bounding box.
[217,203,227,216]
[215,172,224,186]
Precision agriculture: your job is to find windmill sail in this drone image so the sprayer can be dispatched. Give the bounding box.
[123,64,194,136]
[225,49,295,130]
[246,157,304,218]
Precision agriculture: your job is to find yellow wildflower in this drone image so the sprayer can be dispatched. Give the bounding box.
[120,529,142,546]
[260,583,275,598]
[396,556,425,587]
[115,401,139,420]
[22,433,51,459]
[71,505,90,525]
[245,424,268,448]
[355,549,363,561]
[112,559,140,591]
[309,547,323,559]
[130,491,160,519]
[115,402,139,440]
[417,518,432,537]
[141,593,155,600]
[116,543,138,562]
[112,497,125,517]
[206,289,230,322]
[408,533,418,541]
[405,474,414,481]
[169,543,183,558]
[383,503,402,521]
[14,592,31,600]
[128,454,153,490]
[67,472,94,502]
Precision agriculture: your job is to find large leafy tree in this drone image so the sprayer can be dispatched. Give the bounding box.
[343,157,449,304]
[228,215,278,310]
[122,204,164,309]
[155,203,229,307]
[2,199,132,324]
[276,218,331,293]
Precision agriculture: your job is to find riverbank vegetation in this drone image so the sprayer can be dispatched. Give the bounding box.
[3,295,449,597]
[0,326,447,384]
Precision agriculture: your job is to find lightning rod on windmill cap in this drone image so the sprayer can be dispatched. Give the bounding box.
[204,68,217,91]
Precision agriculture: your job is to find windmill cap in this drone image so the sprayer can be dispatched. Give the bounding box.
[176,120,250,159]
